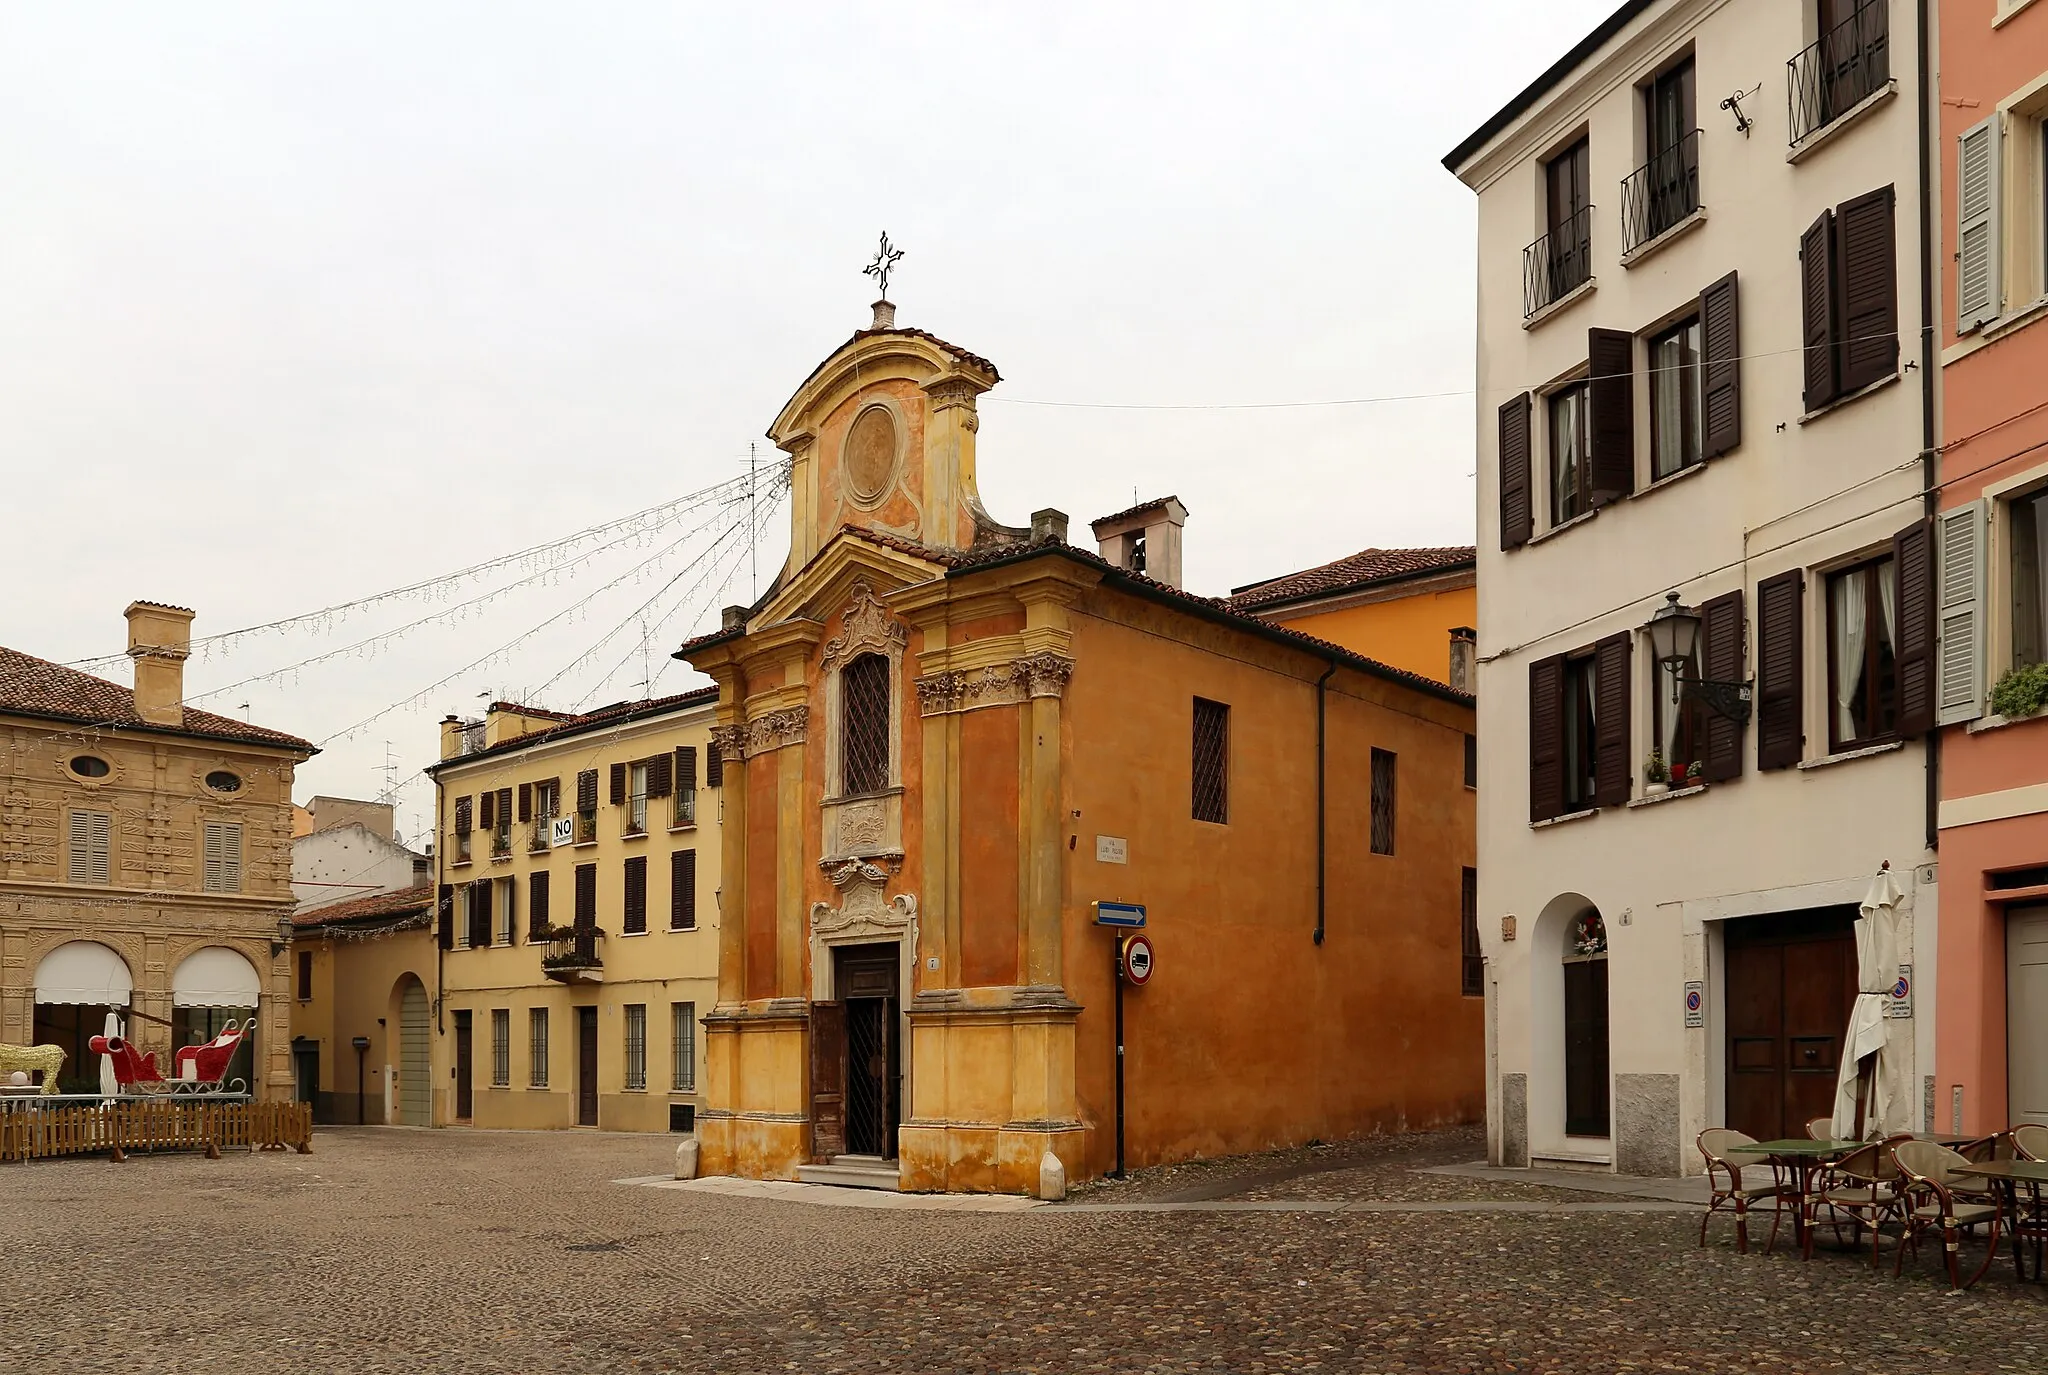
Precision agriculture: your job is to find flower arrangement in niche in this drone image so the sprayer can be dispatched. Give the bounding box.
[1571,910,1608,958]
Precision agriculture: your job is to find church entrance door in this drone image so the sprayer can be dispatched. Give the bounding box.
[833,943,900,1160]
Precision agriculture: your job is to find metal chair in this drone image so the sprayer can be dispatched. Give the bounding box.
[1815,1133,1910,1268]
[1805,1117,1835,1141]
[2013,1123,2048,1162]
[1698,1128,1793,1255]
[1890,1139,2003,1290]
[1957,1132,2015,1164]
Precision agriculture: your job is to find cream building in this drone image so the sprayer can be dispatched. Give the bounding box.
[427,691,722,1132]
[1,602,315,1097]
[1447,0,1937,1174]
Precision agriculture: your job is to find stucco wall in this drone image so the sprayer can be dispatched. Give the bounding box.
[1259,583,1477,686]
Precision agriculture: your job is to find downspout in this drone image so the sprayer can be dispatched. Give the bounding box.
[1916,0,1939,854]
[432,773,446,1034]
[1314,662,1336,946]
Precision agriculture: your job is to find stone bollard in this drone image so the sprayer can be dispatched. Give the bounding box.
[674,1138,700,1181]
[1037,1149,1066,1202]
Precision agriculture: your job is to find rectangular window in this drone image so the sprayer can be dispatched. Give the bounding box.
[574,863,597,927]
[202,821,242,893]
[529,1008,549,1087]
[296,950,313,1001]
[1463,732,1478,789]
[467,879,493,949]
[841,654,893,796]
[454,887,470,949]
[1461,867,1483,997]
[491,1008,510,1087]
[627,763,649,835]
[1625,58,1700,252]
[67,810,111,885]
[1649,315,1704,480]
[1801,186,1898,411]
[1562,655,1599,809]
[624,1004,647,1091]
[1369,748,1397,856]
[673,747,698,828]
[671,849,697,930]
[1826,555,1900,749]
[528,870,550,942]
[495,879,513,946]
[1192,697,1230,824]
[1653,642,1710,782]
[671,1001,696,1092]
[1529,137,1592,313]
[2012,487,2048,670]
[1549,382,1590,525]
[623,856,648,935]
[492,787,512,854]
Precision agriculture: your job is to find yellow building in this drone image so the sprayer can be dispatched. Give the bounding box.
[1227,546,1477,687]
[289,882,436,1123]
[426,691,723,1132]
[0,602,315,1097]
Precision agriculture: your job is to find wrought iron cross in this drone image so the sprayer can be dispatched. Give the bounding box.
[863,232,905,301]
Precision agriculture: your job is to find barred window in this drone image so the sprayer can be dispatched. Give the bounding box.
[671,1001,696,1092]
[490,1008,510,1087]
[529,1008,549,1087]
[1192,698,1229,824]
[841,652,891,795]
[623,1004,647,1091]
[1461,867,1483,997]
[1370,749,1397,856]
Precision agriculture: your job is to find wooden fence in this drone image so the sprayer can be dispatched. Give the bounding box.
[0,1098,313,1163]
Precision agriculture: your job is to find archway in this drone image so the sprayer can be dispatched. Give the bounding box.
[1562,909,1611,1138]
[32,941,133,1093]
[171,947,262,1092]
[1527,894,1612,1156]
[395,975,431,1126]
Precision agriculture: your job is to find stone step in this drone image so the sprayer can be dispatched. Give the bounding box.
[795,1157,901,1192]
[1530,1151,1613,1174]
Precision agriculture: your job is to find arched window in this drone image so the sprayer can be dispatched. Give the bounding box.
[841,653,891,795]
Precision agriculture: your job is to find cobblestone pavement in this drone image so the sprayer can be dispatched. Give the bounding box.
[4,1125,2044,1373]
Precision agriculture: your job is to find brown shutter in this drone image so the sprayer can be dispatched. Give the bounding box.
[1587,328,1635,506]
[705,743,723,788]
[547,777,562,812]
[1756,569,1806,770]
[574,862,597,928]
[1592,632,1632,807]
[609,762,627,806]
[517,782,531,823]
[576,769,598,812]
[529,870,550,941]
[1699,271,1741,459]
[623,856,647,935]
[436,883,454,950]
[1837,185,1898,393]
[497,788,511,829]
[1529,655,1565,822]
[676,745,698,791]
[1499,394,1533,550]
[471,879,493,946]
[478,790,495,830]
[454,795,472,836]
[1700,589,1746,783]
[646,753,673,799]
[1893,518,1937,737]
[671,848,696,930]
[1800,210,1840,412]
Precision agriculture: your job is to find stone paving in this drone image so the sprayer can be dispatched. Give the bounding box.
[3,1124,2043,1373]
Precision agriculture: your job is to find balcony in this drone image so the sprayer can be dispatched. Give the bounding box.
[1787,0,1889,148]
[490,829,513,859]
[1523,206,1593,320]
[541,925,603,983]
[528,819,551,852]
[1620,130,1701,258]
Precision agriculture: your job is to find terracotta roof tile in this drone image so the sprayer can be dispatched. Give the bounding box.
[295,882,435,930]
[427,687,718,772]
[1090,496,1184,530]
[1227,546,1476,612]
[0,646,317,752]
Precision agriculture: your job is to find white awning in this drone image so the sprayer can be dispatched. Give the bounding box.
[172,947,261,1009]
[34,941,133,1006]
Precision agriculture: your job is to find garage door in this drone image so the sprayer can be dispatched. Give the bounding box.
[2009,906,2048,1128]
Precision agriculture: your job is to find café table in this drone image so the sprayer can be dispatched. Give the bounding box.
[1729,1139,1861,1259]
[1954,1159,2048,1282]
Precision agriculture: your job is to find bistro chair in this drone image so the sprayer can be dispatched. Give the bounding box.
[1698,1128,1793,1255]
[1957,1132,2015,1164]
[2013,1123,2048,1162]
[1815,1133,1911,1268]
[1890,1140,2003,1290]
[1805,1117,1836,1142]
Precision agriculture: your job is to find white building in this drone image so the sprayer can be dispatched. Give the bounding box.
[292,797,428,914]
[1446,0,1937,1174]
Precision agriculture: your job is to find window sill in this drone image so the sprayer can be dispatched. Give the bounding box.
[1529,507,1599,546]
[1629,459,1709,503]
[1522,277,1597,331]
[450,858,473,869]
[1530,807,1599,830]
[618,929,649,939]
[572,840,599,850]
[490,853,514,865]
[666,822,698,834]
[489,1084,511,1092]
[1797,370,1899,425]
[669,1090,698,1099]
[1949,295,2048,362]
[623,1087,648,1095]
[527,1085,551,1092]
[668,925,698,934]
[1966,710,2047,735]
[1996,0,2043,27]
[621,829,650,842]
[823,786,905,806]
[1796,739,1904,771]
[1786,80,1899,165]
[1619,207,1707,269]
[1626,783,1708,808]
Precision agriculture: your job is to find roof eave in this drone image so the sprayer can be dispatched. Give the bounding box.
[1441,0,1657,175]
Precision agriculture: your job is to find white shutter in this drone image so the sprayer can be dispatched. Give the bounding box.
[1957,117,2002,332]
[203,821,242,892]
[1939,500,1988,724]
[68,812,89,883]
[91,812,110,885]
[70,811,111,884]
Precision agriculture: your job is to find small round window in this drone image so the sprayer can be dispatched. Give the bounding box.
[205,770,242,793]
[70,755,111,779]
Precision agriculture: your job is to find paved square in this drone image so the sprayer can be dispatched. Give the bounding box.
[3,1126,2042,1372]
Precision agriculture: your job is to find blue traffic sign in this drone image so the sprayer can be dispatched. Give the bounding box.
[1093,901,1146,928]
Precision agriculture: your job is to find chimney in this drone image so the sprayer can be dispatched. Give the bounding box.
[721,604,748,631]
[1089,496,1188,588]
[439,714,465,762]
[1030,509,1069,543]
[124,602,195,728]
[1449,627,1477,694]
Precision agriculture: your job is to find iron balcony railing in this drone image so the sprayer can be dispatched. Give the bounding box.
[541,924,602,976]
[1522,205,1594,319]
[1787,0,1889,147]
[1621,129,1701,256]
[528,818,551,852]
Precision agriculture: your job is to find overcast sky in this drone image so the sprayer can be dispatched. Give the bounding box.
[1,1,1617,839]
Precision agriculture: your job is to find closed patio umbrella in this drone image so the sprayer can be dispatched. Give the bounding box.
[1832,866,1904,1140]
[99,1011,122,1098]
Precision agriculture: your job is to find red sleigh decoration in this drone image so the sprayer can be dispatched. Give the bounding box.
[89,1020,250,1096]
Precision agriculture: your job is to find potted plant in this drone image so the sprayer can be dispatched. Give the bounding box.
[1686,759,1705,785]
[1643,748,1669,796]
[1991,662,2048,722]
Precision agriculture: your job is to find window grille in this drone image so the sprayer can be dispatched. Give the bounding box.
[624,1004,647,1091]
[1370,749,1397,855]
[1461,868,1483,997]
[491,1009,510,1087]
[202,822,242,893]
[672,1002,696,1092]
[68,810,111,885]
[841,653,892,795]
[529,1008,549,1087]
[1192,698,1229,823]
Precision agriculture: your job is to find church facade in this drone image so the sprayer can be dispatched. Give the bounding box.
[681,305,1481,1192]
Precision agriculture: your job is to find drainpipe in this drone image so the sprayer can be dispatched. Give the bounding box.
[1916,0,1939,854]
[432,773,446,1034]
[1314,662,1336,946]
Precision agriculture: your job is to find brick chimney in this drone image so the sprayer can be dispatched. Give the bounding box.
[1090,497,1188,588]
[124,601,195,727]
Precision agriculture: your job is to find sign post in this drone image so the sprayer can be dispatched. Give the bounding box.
[1093,903,1147,1178]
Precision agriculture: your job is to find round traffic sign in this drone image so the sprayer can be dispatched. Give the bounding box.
[1120,933,1154,986]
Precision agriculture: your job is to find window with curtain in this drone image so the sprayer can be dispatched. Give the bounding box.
[627,762,649,835]
[1549,383,1590,525]
[1827,556,1898,749]
[623,1004,647,1091]
[2012,487,2048,670]
[1561,656,1599,809]
[1653,644,1709,781]
[1649,315,1703,480]
[841,653,892,795]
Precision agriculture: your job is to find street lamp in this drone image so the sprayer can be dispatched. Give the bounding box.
[1643,591,1753,724]
[272,912,295,956]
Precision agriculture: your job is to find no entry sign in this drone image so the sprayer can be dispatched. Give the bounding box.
[1119,933,1154,986]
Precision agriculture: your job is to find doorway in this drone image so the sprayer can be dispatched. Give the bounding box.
[2009,905,2048,1127]
[398,978,430,1125]
[817,944,900,1160]
[576,1006,599,1127]
[1562,909,1611,1138]
[292,1040,319,1112]
[453,1011,473,1121]
[1724,906,1858,1141]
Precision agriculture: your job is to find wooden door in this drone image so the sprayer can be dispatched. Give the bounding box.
[576,1006,599,1127]
[399,980,430,1125]
[1563,958,1611,1137]
[810,1000,847,1161]
[2009,906,2048,1127]
[1724,908,1857,1141]
[453,1011,473,1121]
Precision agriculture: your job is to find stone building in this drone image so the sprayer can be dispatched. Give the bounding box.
[0,602,315,1096]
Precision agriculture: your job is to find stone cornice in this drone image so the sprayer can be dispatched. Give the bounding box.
[915,651,1074,717]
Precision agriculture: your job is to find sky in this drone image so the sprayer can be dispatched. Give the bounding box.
[0,1,1619,840]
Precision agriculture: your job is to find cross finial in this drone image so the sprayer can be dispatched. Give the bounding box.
[863,231,905,303]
